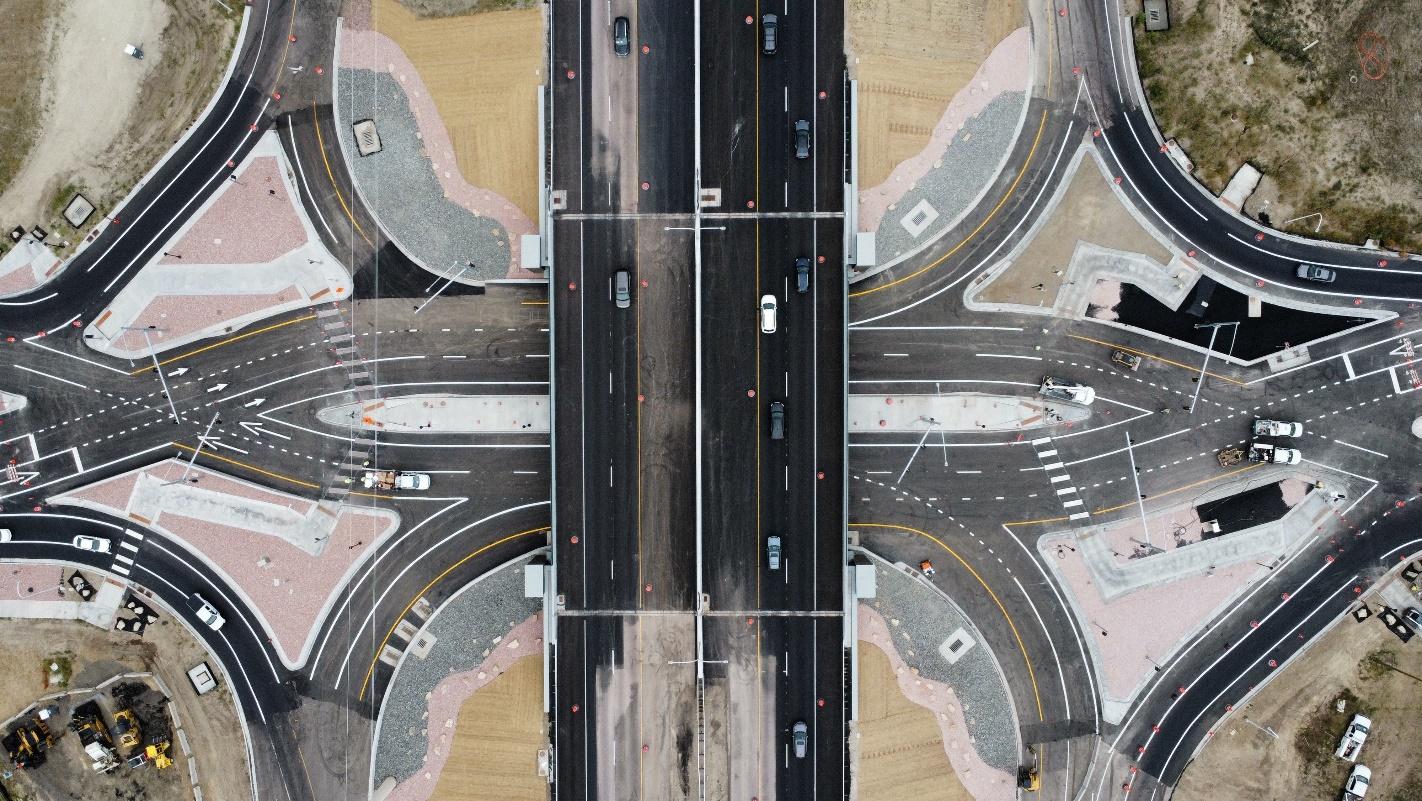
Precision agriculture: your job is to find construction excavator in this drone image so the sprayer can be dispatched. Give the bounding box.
[68,700,119,773]
[3,714,56,769]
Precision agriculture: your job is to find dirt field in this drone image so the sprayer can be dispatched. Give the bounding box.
[1134,0,1422,251]
[856,642,972,801]
[977,153,1172,303]
[0,609,251,801]
[373,0,544,222]
[0,0,239,259]
[848,0,1023,188]
[428,654,547,801]
[1175,605,1422,801]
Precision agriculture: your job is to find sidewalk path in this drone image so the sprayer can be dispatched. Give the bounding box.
[0,564,123,628]
[83,131,350,360]
[51,459,399,668]
[0,238,62,298]
[317,393,550,434]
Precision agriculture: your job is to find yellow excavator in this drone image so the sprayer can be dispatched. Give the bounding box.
[111,708,141,750]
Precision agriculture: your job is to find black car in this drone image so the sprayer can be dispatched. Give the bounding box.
[795,257,811,293]
[793,119,811,159]
[769,401,785,440]
[613,16,631,57]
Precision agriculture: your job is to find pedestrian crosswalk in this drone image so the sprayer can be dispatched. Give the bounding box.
[1030,437,1090,521]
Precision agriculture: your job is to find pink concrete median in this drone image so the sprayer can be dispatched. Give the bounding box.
[52,460,399,668]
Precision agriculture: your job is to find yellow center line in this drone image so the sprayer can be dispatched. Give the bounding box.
[1003,514,1071,528]
[129,313,317,375]
[358,526,549,700]
[853,522,1045,721]
[521,300,550,306]
[847,109,1050,300]
[309,104,374,247]
[1066,333,1246,385]
[1092,462,1264,515]
[753,6,764,795]
[170,443,320,489]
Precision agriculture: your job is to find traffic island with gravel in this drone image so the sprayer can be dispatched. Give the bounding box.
[51,459,399,668]
[336,0,543,284]
[854,552,1020,801]
[372,555,543,801]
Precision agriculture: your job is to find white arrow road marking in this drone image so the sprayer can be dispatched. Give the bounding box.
[167,367,190,376]
[238,421,291,440]
[206,383,229,393]
[243,398,266,408]
[200,438,249,455]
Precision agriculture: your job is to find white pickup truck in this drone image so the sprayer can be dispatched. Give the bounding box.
[1252,418,1303,437]
[1038,377,1095,406]
[1248,443,1302,465]
[1336,714,1371,762]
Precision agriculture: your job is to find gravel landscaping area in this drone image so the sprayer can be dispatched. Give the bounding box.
[336,68,515,283]
[859,552,1018,772]
[863,91,1026,273]
[374,555,541,786]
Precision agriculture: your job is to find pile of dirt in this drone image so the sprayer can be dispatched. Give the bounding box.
[1134,0,1422,251]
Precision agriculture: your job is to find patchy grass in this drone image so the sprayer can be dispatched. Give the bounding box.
[393,0,539,17]
[0,0,57,199]
[1133,0,1422,251]
[1294,688,1373,791]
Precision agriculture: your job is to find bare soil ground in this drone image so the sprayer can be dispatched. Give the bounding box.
[0,610,251,801]
[856,642,972,801]
[1175,604,1422,801]
[429,654,546,801]
[977,154,1171,303]
[373,0,544,222]
[0,0,239,260]
[848,0,1023,188]
[1134,0,1422,251]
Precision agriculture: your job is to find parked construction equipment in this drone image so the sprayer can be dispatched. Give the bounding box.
[3,713,56,769]
[68,700,119,773]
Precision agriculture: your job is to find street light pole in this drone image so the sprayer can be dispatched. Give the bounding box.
[1125,430,1152,549]
[1188,321,1239,414]
[124,326,179,424]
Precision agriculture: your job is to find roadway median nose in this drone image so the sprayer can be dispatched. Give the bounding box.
[849,393,1089,433]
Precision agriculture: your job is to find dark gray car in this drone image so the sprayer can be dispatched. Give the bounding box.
[762,14,777,55]
[613,16,631,57]
[793,119,810,159]
[769,401,785,440]
[795,257,811,293]
[1295,263,1336,283]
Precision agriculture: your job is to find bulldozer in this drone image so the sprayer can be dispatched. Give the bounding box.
[111,708,141,751]
[113,681,174,770]
[3,715,55,769]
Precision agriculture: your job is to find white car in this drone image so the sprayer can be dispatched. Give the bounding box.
[188,594,225,631]
[760,294,778,334]
[1345,764,1371,799]
[72,535,111,554]
[0,529,10,543]
[1252,418,1303,437]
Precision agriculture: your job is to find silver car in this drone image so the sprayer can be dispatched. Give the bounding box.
[792,721,808,758]
[614,270,631,309]
[793,119,811,159]
[1295,263,1336,283]
[767,536,782,570]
